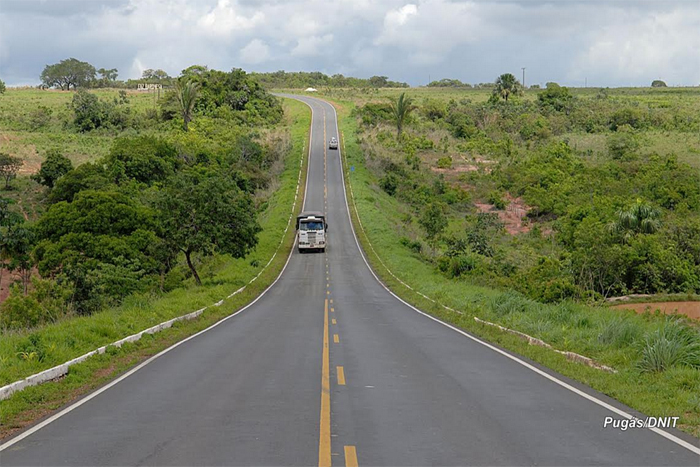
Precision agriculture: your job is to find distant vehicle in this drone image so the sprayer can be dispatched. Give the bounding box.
[296,211,327,253]
[329,137,338,149]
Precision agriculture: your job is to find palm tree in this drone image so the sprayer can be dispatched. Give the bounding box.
[390,92,416,139]
[608,199,661,243]
[175,80,200,131]
[494,73,522,103]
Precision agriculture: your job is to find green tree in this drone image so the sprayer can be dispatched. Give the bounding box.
[609,199,661,243]
[175,80,200,131]
[157,170,261,285]
[651,80,667,88]
[0,153,23,189]
[419,202,447,240]
[0,198,23,295]
[0,79,6,94]
[40,58,96,90]
[105,136,179,185]
[71,89,106,131]
[34,190,161,312]
[48,162,110,203]
[142,69,170,80]
[96,68,118,87]
[537,83,575,113]
[389,92,416,139]
[493,73,522,103]
[3,223,35,295]
[32,149,73,188]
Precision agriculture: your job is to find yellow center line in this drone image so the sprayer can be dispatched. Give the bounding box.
[337,366,346,385]
[333,334,339,344]
[319,299,331,467]
[332,318,337,325]
[344,446,358,467]
[331,307,335,313]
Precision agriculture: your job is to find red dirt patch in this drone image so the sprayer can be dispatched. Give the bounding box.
[19,159,41,175]
[431,165,479,173]
[611,301,700,320]
[475,194,531,235]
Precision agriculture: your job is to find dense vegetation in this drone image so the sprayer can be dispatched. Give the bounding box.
[249,70,409,89]
[0,67,287,331]
[349,83,700,303]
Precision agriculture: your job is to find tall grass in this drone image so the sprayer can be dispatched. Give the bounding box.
[639,319,700,372]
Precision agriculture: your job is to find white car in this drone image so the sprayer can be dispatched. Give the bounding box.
[329,137,338,150]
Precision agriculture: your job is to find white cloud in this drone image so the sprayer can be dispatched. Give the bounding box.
[375,0,488,66]
[240,38,270,64]
[198,0,265,37]
[291,34,334,57]
[570,8,700,86]
[1,0,699,86]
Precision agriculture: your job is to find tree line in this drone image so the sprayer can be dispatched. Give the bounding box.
[249,71,409,89]
[39,58,174,90]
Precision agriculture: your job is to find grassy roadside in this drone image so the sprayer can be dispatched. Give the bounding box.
[0,98,310,438]
[333,99,700,439]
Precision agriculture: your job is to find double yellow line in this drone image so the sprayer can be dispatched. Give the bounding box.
[319,106,357,467]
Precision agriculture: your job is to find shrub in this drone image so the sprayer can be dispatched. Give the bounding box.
[0,279,73,330]
[537,84,575,113]
[607,130,640,160]
[399,236,422,253]
[445,254,478,278]
[598,316,644,348]
[638,320,700,372]
[610,107,645,131]
[379,173,398,196]
[436,156,452,169]
[72,89,107,131]
[488,191,507,209]
[27,106,53,130]
[32,149,73,188]
[490,291,535,316]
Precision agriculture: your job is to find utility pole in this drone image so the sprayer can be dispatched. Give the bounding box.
[521,67,526,88]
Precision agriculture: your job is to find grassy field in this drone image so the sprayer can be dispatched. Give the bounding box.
[327,92,700,438]
[0,98,310,437]
[0,88,159,169]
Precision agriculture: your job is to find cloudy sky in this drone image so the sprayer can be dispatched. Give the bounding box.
[1,0,699,87]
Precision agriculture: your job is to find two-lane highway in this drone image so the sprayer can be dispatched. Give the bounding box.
[1,95,698,466]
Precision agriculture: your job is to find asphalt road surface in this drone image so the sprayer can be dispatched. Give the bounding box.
[1,95,698,466]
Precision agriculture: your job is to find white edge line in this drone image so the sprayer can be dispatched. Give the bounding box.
[0,100,312,452]
[315,96,700,457]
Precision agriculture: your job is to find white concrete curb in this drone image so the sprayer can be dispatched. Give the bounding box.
[0,124,309,402]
